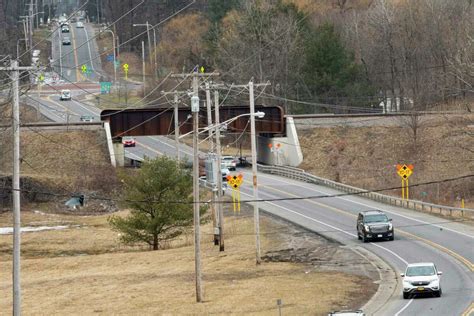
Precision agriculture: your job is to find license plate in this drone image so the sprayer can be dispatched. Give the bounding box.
[378,234,382,237]
[417,287,424,291]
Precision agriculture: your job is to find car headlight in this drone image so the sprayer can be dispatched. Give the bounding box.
[429,278,439,285]
[388,222,393,230]
[364,225,370,232]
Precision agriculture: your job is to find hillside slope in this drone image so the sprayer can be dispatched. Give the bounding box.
[298,114,474,207]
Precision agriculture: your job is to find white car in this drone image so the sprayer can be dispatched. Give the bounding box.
[221,167,230,179]
[401,262,442,299]
[76,22,84,28]
[221,156,237,171]
[60,89,71,101]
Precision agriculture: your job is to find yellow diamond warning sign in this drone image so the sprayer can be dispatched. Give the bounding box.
[396,164,413,179]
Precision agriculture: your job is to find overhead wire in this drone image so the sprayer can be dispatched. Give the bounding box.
[1,172,472,205]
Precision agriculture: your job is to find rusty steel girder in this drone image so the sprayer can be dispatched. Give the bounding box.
[100,105,284,137]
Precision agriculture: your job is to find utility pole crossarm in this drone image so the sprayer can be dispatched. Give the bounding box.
[171,72,220,79]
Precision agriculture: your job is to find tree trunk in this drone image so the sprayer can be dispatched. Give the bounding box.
[153,234,158,250]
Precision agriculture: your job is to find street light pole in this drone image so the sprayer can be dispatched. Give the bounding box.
[101,29,116,83]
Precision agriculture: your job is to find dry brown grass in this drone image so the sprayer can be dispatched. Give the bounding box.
[0,209,372,315]
[298,114,474,208]
[0,130,118,196]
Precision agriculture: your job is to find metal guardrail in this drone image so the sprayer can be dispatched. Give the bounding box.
[257,164,474,218]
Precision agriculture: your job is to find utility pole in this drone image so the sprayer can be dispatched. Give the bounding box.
[205,82,218,245]
[171,69,218,303]
[218,80,269,264]
[174,93,180,161]
[141,41,145,95]
[0,59,36,316]
[161,90,188,161]
[214,89,225,251]
[28,0,33,49]
[192,73,202,302]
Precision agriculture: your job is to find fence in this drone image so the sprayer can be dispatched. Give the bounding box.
[257,164,474,218]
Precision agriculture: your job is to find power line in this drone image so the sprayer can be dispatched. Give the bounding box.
[1,167,472,206]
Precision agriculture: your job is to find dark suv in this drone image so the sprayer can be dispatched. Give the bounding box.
[357,210,394,242]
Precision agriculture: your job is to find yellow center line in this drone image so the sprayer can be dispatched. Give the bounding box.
[45,95,80,116]
[244,179,474,272]
[461,302,474,316]
[70,25,82,82]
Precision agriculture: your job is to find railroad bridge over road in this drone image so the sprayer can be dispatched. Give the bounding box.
[100,105,302,167]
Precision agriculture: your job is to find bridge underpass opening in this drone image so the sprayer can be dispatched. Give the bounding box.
[100,105,302,167]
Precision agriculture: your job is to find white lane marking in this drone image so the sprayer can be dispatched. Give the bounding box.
[82,24,95,72]
[71,100,101,116]
[240,187,413,315]
[32,96,66,122]
[394,299,414,316]
[124,150,143,161]
[256,172,474,239]
[239,189,408,265]
[44,95,80,121]
[149,136,193,155]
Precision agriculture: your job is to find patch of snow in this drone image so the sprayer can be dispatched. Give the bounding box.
[0,225,70,235]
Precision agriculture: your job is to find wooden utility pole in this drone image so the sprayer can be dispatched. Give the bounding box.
[171,69,219,303]
[217,81,270,264]
[205,82,219,245]
[214,89,225,251]
[0,59,36,316]
[161,90,188,161]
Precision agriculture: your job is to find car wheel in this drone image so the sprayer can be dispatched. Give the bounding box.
[403,292,410,299]
[357,233,362,240]
[435,289,442,297]
[389,234,394,241]
[362,234,368,243]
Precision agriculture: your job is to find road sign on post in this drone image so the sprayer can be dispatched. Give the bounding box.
[81,64,87,73]
[122,63,129,79]
[396,164,414,200]
[226,174,243,213]
[100,82,112,94]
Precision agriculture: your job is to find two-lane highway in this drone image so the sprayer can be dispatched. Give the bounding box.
[236,170,474,315]
[119,134,474,315]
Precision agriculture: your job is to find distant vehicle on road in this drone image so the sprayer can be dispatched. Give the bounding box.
[401,262,442,299]
[76,22,84,28]
[62,37,71,45]
[221,156,237,171]
[122,136,136,147]
[59,89,71,101]
[80,115,94,122]
[328,311,365,316]
[61,26,69,33]
[221,167,230,179]
[356,210,394,242]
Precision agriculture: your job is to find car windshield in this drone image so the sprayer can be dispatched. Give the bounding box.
[406,265,435,276]
[364,214,388,223]
[223,157,233,161]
